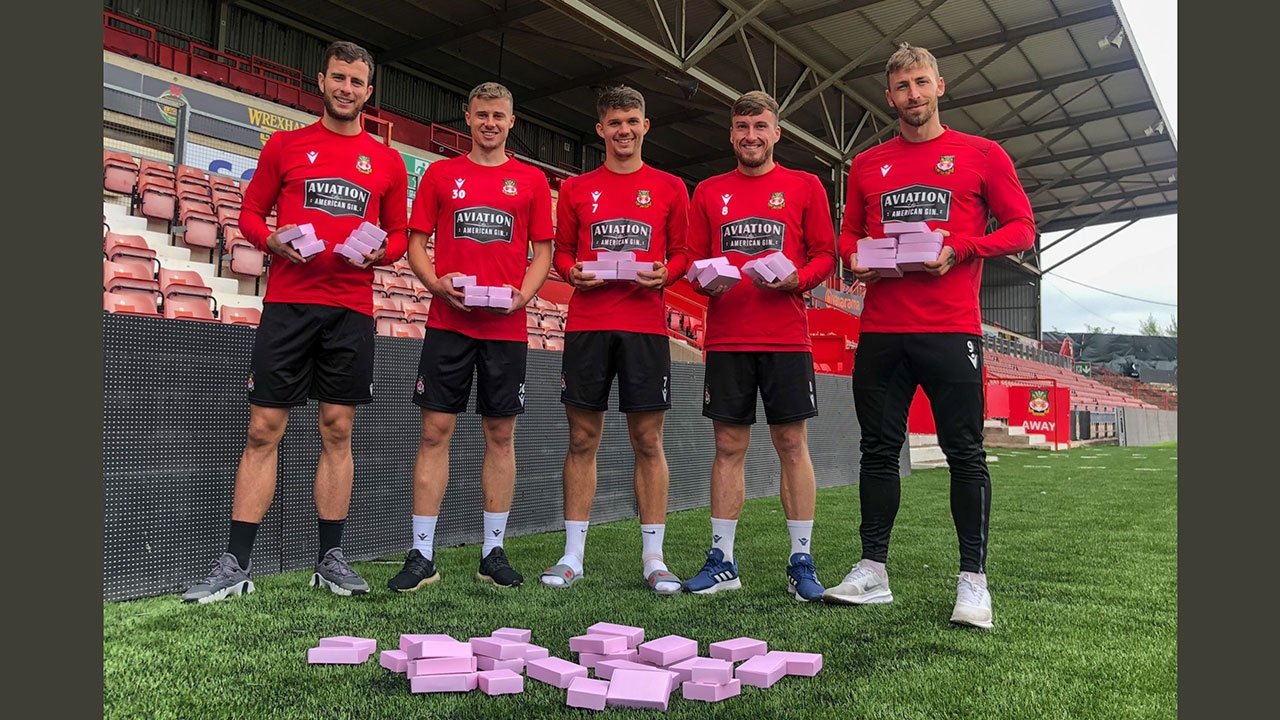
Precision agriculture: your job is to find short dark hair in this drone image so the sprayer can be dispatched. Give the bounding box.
[323,41,375,82]
[731,90,779,123]
[596,85,645,120]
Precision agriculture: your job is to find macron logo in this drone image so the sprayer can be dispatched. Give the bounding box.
[307,151,318,164]
[880,164,891,177]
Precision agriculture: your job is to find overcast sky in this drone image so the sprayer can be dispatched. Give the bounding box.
[1035,0,1177,336]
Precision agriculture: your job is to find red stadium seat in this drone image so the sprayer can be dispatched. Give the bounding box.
[158,268,213,302]
[219,305,262,326]
[103,232,158,276]
[402,301,430,324]
[103,291,161,317]
[103,150,138,195]
[388,322,425,339]
[137,176,177,221]
[163,297,217,322]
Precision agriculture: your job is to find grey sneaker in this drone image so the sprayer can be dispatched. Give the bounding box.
[311,548,370,596]
[822,560,893,605]
[181,553,254,604]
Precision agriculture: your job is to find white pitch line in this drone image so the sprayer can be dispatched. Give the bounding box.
[1134,467,1161,471]
[1023,465,1052,468]
[1077,466,1107,469]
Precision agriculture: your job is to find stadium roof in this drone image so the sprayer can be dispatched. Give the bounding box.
[240,0,1177,272]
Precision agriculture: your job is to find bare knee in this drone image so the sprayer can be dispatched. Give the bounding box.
[770,424,809,461]
[568,422,601,457]
[483,417,515,450]
[629,424,664,460]
[420,413,455,449]
[714,427,750,461]
[245,410,287,452]
[318,412,353,451]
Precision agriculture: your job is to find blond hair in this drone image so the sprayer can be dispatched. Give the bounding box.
[885,43,940,82]
[468,81,514,108]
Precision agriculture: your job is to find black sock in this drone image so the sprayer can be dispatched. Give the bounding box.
[226,520,259,570]
[318,518,346,562]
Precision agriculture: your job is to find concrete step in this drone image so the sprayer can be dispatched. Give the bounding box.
[910,444,948,469]
[909,433,938,447]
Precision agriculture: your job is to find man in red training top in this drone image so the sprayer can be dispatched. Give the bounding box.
[183,40,408,603]
[681,91,836,602]
[824,44,1036,629]
[387,82,553,592]
[537,86,689,595]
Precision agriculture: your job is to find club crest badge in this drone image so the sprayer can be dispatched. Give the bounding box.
[768,192,786,209]
[502,179,518,196]
[416,376,425,395]
[636,189,652,208]
[935,155,955,175]
[1029,389,1050,416]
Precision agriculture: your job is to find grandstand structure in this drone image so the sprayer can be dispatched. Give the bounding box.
[101,0,1178,599]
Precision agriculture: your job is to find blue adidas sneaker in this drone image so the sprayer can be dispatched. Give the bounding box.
[786,552,825,602]
[683,548,741,594]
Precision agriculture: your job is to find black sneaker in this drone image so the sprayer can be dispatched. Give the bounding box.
[387,549,440,592]
[476,547,523,588]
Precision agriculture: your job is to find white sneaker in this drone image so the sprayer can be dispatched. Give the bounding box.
[821,561,893,605]
[950,572,994,629]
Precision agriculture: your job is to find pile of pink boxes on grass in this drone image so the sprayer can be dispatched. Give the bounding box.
[856,221,945,278]
[581,251,654,282]
[452,276,514,310]
[308,622,822,711]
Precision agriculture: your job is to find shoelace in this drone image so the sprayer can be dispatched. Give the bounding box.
[322,551,360,579]
[791,558,818,580]
[201,555,241,584]
[699,551,728,574]
[403,553,432,575]
[841,565,876,585]
[956,577,988,606]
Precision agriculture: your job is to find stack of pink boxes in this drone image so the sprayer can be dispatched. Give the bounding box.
[684,257,741,292]
[741,252,798,284]
[453,276,514,310]
[581,251,654,282]
[334,221,388,263]
[307,636,377,664]
[856,221,945,277]
[276,223,325,258]
[373,628,547,696]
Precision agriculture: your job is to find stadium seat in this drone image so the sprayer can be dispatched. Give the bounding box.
[158,268,214,304]
[388,322,425,339]
[222,229,265,278]
[402,301,430,325]
[219,305,262,326]
[103,291,160,317]
[382,276,418,303]
[103,150,138,195]
[212,188,242,213]
[374,296,406,335]
[103,232,158,276]
[137,176,177,222]
[163,297,217,322]
[104,260,162,309]
[178,205,220,251]
[209,175,242,197]
[138,158,175,184]
[175,165,211,195]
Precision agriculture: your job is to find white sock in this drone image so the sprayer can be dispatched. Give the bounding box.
[641,524,679,593]
[482,511,509,558]
[412,515,437,559]
[786,519,814,557]
[543,520,588,587]
[711,517,737,562]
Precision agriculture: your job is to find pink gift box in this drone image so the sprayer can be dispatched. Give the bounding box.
[464,285,490,297]
[606,668,674,711]
[463,295,490,308]
[587,622,645,648]
[861,256,904,278]
[581,260,617,274]
[570,634,629,655]
[709,637,767,662]
[683,679,741,702]
[526,657,588,689]
[882,221,932,236]
[857,237,897,252]
[896,250,940,271]
[407,638,473,659]
[600,648,638,663]
[478,669,524,696]
[295,238,326,258]
[451,275,477,288]
[517,644,550,661]
[577,652,604,669]
[319,636,377,654]
[763,252,797,279]
[637,635,697,667]
[276,225,309,244]
[596,250,636,262]
[379,649,409,673]
[486,285,513,299]
[334,243,368,263]
[491,628,532,643]
[409,672,478,693]
[666,657,700,685]
[400,634,455,654]
[410,656,478,677]
[615,260,654,281]
[486,295,514,310]
[686,256,729,281]
[476,655,525,673]
[343,233,377,255]
[595,659,677,683]
[741,257,780,283]
[470,637,525,660]
[768,650,824,676]
[307,646,371,664]
[690,658,734,685]
[897,231,944,247]
[592,269,618,280]
[736,653,788,688]
[358,221,387,242]
[696,263,741,292]
[567,677,610,711]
